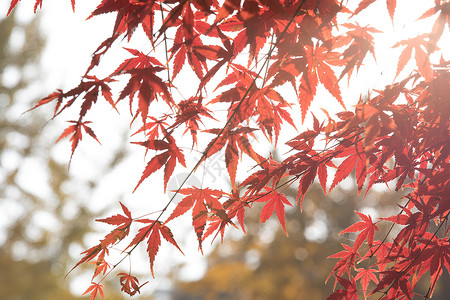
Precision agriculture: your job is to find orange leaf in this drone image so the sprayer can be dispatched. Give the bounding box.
[329,154,359,192]
[133,137,185,192]
[56,121,101,165]
[256,188,292,236]
[386,0,396,22]
[355,268,379,298]
[82,282,104,300]
[117,273,148,296]
[127,220,183,277]
[165,187,224,250]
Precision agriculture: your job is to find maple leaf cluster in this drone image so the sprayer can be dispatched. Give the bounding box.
[8,0,450,299]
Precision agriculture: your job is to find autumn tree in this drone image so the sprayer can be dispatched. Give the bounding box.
[5,0,450,299]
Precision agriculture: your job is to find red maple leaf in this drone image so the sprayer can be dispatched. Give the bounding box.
[69,205,133,278]
[67,245,103,277]
[210,63,263,124]
[419,2,450,41]
[126,220,183,277]
[167,5,219,80]
[222,189,249,233]
[204,125,261,188]
[212,78,295,144]
[335,23,380,82]
[329,153,359,191]
[131,116,169,141]
[27,75,116,121]
[417,233,450,295]
[115,49,174,125]
[7,0,19,16]
[371,269,414,298]
[241,155,287,196]
[339,211,379,251]
[26,89,64,117]
[327,275,357,300]
[381,200,432,250]
[255,187,292,236]
[272,102,297,144]
[203,210,238,244]
[96,202,132,227]
[56,120,101,164]
[117,273,148,296]
[328,140,370,194]
[90,259,110,279]
[214,0,240,25]
[195,31,235,90]
[293,158,319,210]
[71,76,117,117]
[394,35,434,82]
[328,244,360,280]
[82,282,104,300]
[88,0,157,40]
[132,135,186,192]
[165,187,224,251]
[355,268,379,298]
[168,97,216,147]
[299,44,344,122]
[354,0,397,21]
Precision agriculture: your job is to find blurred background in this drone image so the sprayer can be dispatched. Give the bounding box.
[1,3,450,300]
[0,8,127,300]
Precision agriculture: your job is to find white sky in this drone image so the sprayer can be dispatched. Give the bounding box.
[4,0,449,298]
